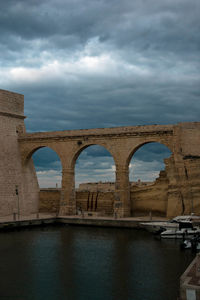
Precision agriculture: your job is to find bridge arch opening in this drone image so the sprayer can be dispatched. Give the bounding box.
[74,145,116,216]
[21,146,63,215]
[31,147,62,188]
[128,142,172,217]
[27,147,63,215]
[129,142,172,182]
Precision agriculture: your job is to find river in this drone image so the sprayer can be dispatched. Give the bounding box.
[0,225,195,300]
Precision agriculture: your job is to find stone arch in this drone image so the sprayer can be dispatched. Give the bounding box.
[126,140,173,169]
[73,143,116,216]
[32,146,63,187]
[22,145,63,215]
[128,141,173,217]
[70,142,117,171]
[23,145,63,168]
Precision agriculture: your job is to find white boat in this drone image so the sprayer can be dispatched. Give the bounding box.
[140,214,200,234]
[173,215,200,222]
[140,221,178,233]
[161,222,200,239]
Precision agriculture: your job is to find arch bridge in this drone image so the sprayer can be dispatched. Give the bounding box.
[1,89,200,218]
[19,124,180,216]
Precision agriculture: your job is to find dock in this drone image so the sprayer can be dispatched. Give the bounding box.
[0,213,168,230]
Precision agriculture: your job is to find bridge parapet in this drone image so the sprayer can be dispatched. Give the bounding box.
[18,124,174,140]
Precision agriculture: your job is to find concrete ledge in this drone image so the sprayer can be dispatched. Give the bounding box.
[0,218,57,230]
[0,216,145,231]
[57,216,141,228]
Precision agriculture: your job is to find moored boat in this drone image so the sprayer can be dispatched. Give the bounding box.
[140,214,200,234]
[161,221,200,239]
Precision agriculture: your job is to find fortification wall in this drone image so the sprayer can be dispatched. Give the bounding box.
[0,89,24,117]
[39,189,60,213]
[0,89,39,217]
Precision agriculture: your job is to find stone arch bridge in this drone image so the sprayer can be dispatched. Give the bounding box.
[1,89,200,218]
[18,123,200,217]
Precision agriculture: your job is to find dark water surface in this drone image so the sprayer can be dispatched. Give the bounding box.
[0,225,195,300]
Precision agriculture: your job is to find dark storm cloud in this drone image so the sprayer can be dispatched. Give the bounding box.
[1,0,200,59]
[22,73,199,133]
[0,0,200,185]
[32,148,61,171]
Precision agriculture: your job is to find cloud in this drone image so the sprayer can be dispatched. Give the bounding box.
[75,145,116,187]
[129,160,164,182]
[0,0,199,184]
[32,148,62,171]
[36,170,62,188]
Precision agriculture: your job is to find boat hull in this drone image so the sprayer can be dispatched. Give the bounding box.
[161,229,200,239]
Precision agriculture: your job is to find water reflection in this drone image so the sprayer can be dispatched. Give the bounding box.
[0,226,195,300]
[30,231,62,299]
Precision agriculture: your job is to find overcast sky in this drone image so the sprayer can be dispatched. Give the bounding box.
[1,0,199,187]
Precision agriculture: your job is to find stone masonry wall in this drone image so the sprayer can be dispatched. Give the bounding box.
[76,191,115,215]
[39,189,60,213]
[39,189,115,216]
[0,89,39,217]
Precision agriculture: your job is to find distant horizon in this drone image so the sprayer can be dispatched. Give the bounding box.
[37,174,162,189]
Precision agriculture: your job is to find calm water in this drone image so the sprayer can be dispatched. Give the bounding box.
[0,225,195,300]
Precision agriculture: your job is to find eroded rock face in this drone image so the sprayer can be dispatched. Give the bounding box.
[130,171,169,217]
[130,153,200,218]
